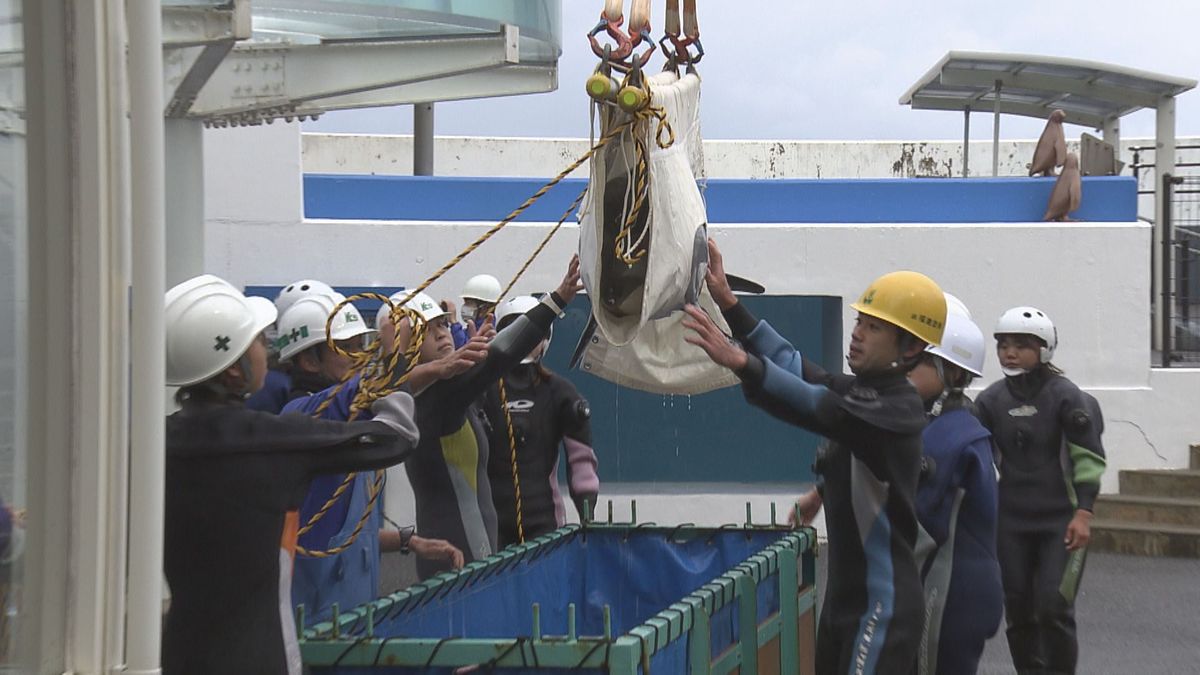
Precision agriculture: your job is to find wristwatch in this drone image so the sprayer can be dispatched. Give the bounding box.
[398,526,415,555]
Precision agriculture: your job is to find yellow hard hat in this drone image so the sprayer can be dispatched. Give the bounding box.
[850,271,947,346]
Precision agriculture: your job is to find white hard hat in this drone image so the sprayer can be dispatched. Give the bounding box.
[276,293,374,362]
[460,274,502,303]
[274,279,337,316]
[943,292,972,320]
[496,295,550,364]
[926,310,985,377]
[375,290,447,327]
[495,295,541,327]
[165,274,277,386]
[995,306,1057,363]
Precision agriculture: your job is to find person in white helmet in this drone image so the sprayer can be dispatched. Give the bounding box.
[386,257,583,579]
[975,307,1106,675]
[162,274,419,675]
[282,293,474,626]
[907,297,1002,675]
[246,279,341,414]
[449,273,502,349]
[276,293,374,400]
[481,295,599,548]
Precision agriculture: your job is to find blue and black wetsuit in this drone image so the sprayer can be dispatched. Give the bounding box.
[724,303,926,675]
[975,367,1106,675]
[914,399,1003,675]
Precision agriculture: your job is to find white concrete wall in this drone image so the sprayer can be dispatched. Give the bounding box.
[205,215,1184,487]
[200,123,1200,531]
[303,133,1056,179]
[303,132,1198,181]
[304,132,1198,225]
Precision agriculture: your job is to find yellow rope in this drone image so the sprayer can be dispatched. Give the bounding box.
[296,474,355,537]
[295,470,386,558]
[497,378,525,544]
[292,110,671,557]
[498,188,588,301]
[610,74,674,266]
[294,300,425,545]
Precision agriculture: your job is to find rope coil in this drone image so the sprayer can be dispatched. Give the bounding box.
[295,107,672,557]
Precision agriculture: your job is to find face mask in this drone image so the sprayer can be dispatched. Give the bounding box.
[460,304,477,323]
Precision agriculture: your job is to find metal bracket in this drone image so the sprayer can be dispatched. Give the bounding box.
[189,26,554,126]
[161,0,251,48]
[163,0,253,118]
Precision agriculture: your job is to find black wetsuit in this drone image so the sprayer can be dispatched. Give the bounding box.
[482,364,599,547]
[975,367,1106,675]
[725,303,926,675]
[406,294,565,579]
[162,390,418,675]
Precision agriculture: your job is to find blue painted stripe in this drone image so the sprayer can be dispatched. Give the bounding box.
[853,509,895,675]
[303,174,1137,223]
[244,285,406,318]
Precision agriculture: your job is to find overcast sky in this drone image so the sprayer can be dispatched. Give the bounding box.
[305,0,1200,142]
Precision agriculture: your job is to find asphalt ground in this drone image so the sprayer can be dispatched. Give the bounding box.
[811,550,1200,675]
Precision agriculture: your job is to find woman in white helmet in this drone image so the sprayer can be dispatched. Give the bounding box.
[907,298,1002,675]
[975,306,1106,675]
[162,274,419,675]
[280,292,465,628]
[388,257,583,579]
[245,279,341,414]
[450,273,503,349]
[481,295,599,548]
[276,292,374,400]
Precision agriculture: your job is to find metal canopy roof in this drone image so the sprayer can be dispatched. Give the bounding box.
[160,0,562,126]
[900,51,1197,128]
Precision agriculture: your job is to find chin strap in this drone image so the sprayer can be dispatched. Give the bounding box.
[1002,366,1032,377]
[929,358,967,418]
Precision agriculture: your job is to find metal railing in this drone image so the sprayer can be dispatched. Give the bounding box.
[1130,145,1200,196]
[1162,173,1200,365]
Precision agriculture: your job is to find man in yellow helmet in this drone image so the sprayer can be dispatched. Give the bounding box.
[684,239,946,675]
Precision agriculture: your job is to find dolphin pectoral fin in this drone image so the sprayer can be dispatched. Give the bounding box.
[685,225,708,306]
[569,315,600,370]
[725,274,766,294]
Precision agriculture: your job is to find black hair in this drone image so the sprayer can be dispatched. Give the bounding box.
[894,332,927,373]
[175,380,238,407]
[923,353,977,416]
[939,358,974,390]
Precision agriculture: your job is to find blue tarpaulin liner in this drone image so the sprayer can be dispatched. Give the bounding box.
[309,528,789,674]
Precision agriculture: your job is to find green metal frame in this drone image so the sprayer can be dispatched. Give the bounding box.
[300,502,818,673]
